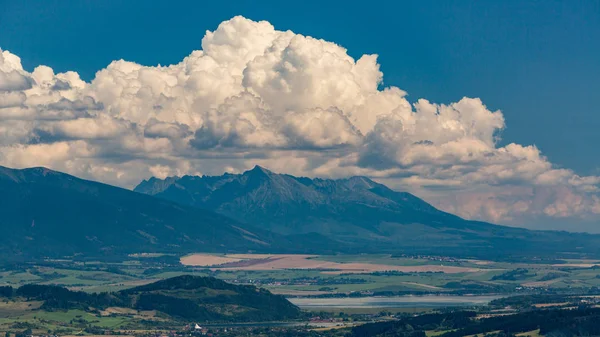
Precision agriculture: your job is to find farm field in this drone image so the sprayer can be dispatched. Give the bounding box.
[0,304,133,335]
[181,253,485,274]
[2,254,600,337]
[3,254,600,300]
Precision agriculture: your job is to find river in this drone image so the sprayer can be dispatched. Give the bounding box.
[288,294,503,309]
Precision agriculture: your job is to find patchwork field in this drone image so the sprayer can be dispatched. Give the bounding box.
[180,254,245,266]
[0,306,132,335]
[2,254,600,337]
[181,253,484,274]
[3,254,600,304]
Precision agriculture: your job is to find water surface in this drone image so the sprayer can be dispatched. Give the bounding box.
[288,295,503,309]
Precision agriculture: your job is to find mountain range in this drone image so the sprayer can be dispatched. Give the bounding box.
[135,165,600,260]
[0,166,279,260]
[2,164,600,261]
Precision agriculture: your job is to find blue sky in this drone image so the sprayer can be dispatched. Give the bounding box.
[1,0,599,174]
[1,0,599,229]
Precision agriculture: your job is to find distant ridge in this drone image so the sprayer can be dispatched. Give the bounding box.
[135,165,472,237]
[2,164,600,260]
[0,165,277,260]
[136,166,600,259]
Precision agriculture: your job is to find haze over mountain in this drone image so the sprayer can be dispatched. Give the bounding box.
[0,165,277,260]
[136,166,600,259]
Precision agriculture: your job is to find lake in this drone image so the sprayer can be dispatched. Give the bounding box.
[288,295,503,309]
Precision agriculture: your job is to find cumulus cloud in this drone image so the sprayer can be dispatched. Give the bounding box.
[0,50,33,92]
[144,118,192,140]
[0,91,26,108]
[0,16,599,228]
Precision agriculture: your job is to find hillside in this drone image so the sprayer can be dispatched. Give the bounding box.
[135,166,600,259]
[135,165,455,238]
[5,275,300,322]
[0,166,275,260]
[3,164,600,260]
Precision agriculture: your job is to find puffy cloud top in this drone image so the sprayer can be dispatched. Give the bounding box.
[0,50,33,92]
[0,16,598,227]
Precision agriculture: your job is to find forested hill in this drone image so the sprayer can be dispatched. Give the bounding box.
[350,308,600,337]
[2,275,300,322]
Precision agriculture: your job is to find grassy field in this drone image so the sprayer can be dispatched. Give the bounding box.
[516,329,542,337]
[0,304,133,335]
[2,254,600,300]
[425,329,457,336]
[1,254,600,337]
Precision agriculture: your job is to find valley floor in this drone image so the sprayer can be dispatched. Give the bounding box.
[3,253,600,336]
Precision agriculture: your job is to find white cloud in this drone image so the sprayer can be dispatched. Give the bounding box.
[144,118,192,140]
[35,115,131,140]
[0,91,26,108]
[0,50,33,92]
[282,107,362,149]
[428,185,600,224]
[191,92,287,149]
[0,17,598,229]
